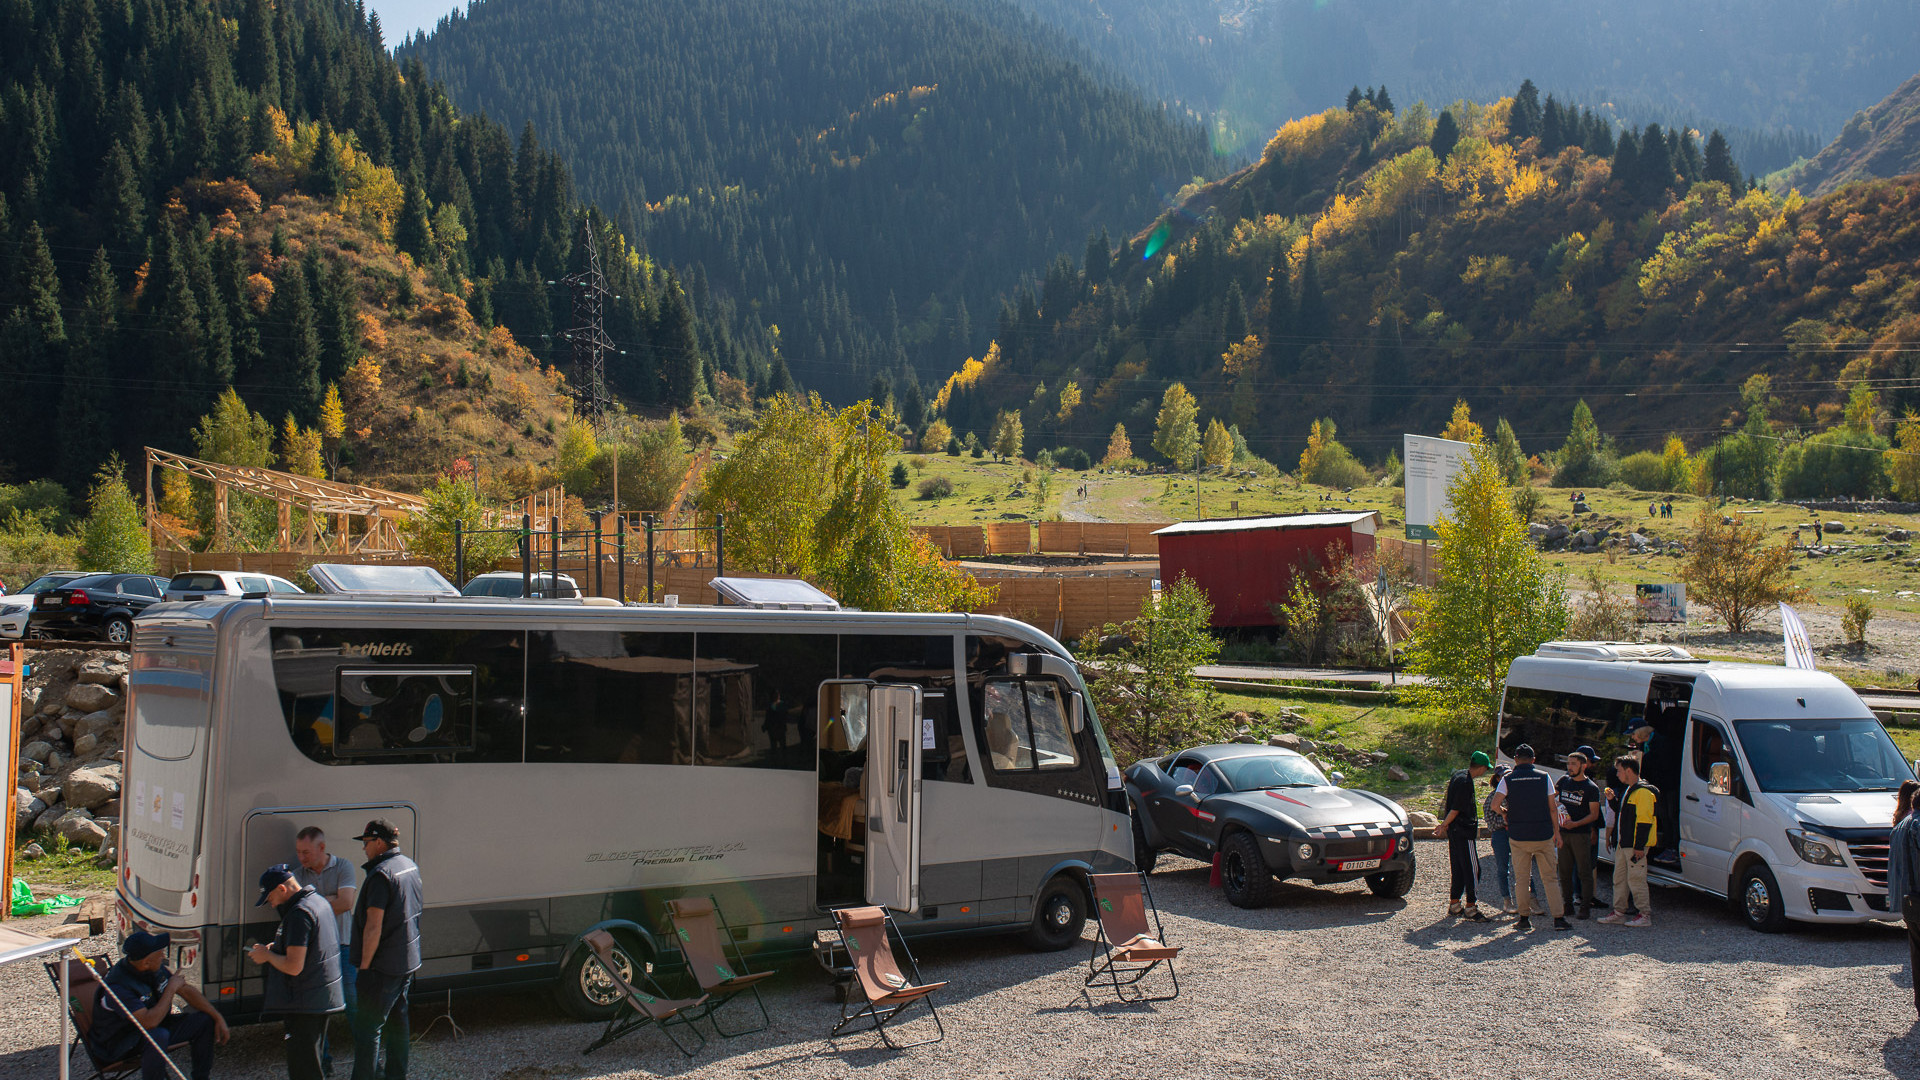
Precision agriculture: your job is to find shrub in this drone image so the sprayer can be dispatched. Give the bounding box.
[1568,568,1635,640]
[946,436,962,456]
[1843,595,1873,646]
[1615,451,1666,491]
[909,455,929,471]
[916,476,954,499]
[890,462,910,488]
[1050,446,1092,471]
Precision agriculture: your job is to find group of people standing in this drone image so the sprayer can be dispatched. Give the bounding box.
[93,819,423,1080]
[1435,745,1659,929]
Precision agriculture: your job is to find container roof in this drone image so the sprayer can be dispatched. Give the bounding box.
[1154,511,1384,537]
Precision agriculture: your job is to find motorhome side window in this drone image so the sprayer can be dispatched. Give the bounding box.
[1499,685,1643,766]
[271,628,524,764]
[841,634,968,783]
[526,631,695,765]
[694,632,834,770]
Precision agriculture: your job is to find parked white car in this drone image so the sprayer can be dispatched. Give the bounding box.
[0,571,89,638]
[164,571,306,602]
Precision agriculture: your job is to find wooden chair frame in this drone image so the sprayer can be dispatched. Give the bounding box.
[1085,872,1181,1002]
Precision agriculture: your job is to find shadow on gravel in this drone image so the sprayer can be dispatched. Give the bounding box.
[1881,1020,1920,1077]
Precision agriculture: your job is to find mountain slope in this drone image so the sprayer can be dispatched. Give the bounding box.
[933,91,1920,481]
[1773,72,1920,196]
[991,0,1920,156]
[401,0,1216,400]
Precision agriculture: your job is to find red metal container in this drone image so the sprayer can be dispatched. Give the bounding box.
[1154,512,1382,628]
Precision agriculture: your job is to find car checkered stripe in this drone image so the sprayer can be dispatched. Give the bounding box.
[1303,822,1401,840]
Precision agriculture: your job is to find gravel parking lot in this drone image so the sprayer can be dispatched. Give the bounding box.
[5,845,1918,1080]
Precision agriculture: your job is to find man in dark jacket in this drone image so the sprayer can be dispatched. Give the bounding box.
[249,863,345,1080]
[1490,744,1569,932]
[91,930,230,1080]
[1432,750,1491,921]
[351,819,424,1080]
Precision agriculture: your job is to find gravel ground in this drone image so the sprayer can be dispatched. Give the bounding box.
[5,847,1918,1080]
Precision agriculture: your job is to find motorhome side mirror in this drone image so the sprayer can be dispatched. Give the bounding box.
[1174,784,1195,798]
[1068,690,1085,734]
[1329,771,1345,786]
[1708,761,1734,797]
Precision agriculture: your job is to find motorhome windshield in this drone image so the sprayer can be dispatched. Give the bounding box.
[1734,718,1914,793]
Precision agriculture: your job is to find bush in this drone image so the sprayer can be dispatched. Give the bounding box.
[909,455,929,471]
[1777,429,1891,499]
[1843,595,1873,646]
[1050,446,1092,471]
[890,462,910,488]
[1615,451,1666,491]
[946,436,962,457]
[1568,569,1635,640]
[916,476,954,499]
[1305,443,1370,489]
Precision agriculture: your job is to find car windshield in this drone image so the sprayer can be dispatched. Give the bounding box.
[1735,718,1915,793]
[1213,753,1329,791]
[21,574,80,594]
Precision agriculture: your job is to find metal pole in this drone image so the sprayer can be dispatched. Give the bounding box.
[521,514,532,598]
[591,512,604,598]
[453,520,464,587]
[617,526,627,603]
[645,513,656,604]
[716,513,726,579]
[58,948,69,1080]
[550,516,560,596]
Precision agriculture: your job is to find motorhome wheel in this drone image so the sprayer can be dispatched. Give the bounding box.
[1132,814,1159,875]
[1024,875,1088,951]
[554,935,649,1020]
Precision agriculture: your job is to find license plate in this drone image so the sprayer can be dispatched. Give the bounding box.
[41,597,63,606]
[1339,858,1382,871]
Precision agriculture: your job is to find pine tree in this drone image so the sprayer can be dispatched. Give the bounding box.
[1540,95,1565,153]
[1369,314,1408,422]
[1346,86,1363,111]
[1265,254,1295,363]
[1430,109,1461,162]
[1374,85,1394,114]
[657,272,703,408]
[1295,245,1330,343]
[1611,131,1641,194]
[60,249,117,487]
[310,126,343,199]
[6,224,67,477]
[1084,229,1111,288]
[1493,419,1528,484]
[1704,130,1739,187]
[1635,124,1676,202]
[261,264,322,423]
[311,256,361,385]
[94,142,145,254]
[395,184,435,266]
[1676,128,1704,183]
[1509,79,1542,143]
[1221,281,1248,346]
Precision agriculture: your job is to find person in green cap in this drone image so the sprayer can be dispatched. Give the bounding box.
[1433,750,1493,919]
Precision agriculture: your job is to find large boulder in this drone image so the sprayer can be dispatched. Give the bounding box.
[63,767,120,811]
[1825,521,1847,533]
[1543,523,1570,543]
[76,657,124,685]
[54,809,108,849]
[64,682,119,714]
[1528,522,1549,539]
[16,788,46,832]
[1267,733,1303,750]
[33,803,66,832]
[1406,810,1440,829]
[1628,532,1651,553]
[77,709,120,740]
[20,687,40,716]
[21,740,55,765]
[72,734,100,758]
[1887,529,1912,543]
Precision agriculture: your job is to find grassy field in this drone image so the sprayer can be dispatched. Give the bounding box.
[12,832,116,895]
[1211,690,1478,814]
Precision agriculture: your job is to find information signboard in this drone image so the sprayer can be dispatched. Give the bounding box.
[1403,434,1476,540]
[1635,583,1687,624]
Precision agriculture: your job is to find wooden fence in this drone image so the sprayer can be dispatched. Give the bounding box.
[915,521,1171,559]
[1375,536,1438,587]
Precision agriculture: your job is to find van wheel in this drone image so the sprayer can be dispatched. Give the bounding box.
[1738,863,1789,933]
[1220,832,1274,908]
[1132,815,1159,875]
[1367,863,1416,898]
[1024,875,1087,951]
[553,934,648,1021]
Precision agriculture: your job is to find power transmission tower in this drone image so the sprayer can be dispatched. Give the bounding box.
[561,217,614,426]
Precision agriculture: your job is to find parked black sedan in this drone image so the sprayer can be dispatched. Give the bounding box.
[28,573,171,643]
[1126,744,1416,908]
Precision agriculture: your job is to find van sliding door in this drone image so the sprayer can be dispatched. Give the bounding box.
[865,684,924,913]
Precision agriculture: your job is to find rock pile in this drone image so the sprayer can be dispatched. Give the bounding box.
[13,648,128,861]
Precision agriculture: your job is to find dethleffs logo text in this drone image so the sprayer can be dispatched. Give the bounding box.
[341,642,414,658]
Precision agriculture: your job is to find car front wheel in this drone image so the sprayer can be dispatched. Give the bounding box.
[1367,863,1416,898]
[1220,831,1274,908]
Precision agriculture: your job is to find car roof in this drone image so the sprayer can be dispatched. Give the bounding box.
[1172,743,1306,763]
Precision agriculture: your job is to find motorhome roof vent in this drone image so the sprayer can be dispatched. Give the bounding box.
[708,577,840,610]
[306,563,460,597]
[1533,641,1697,662]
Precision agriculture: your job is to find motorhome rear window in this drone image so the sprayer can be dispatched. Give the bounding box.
[1499,685,1645,767]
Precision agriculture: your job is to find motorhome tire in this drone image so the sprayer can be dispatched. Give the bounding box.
[1366,863,1416,898]
[1024,875,1088,951]
[1132,815,1159,874]
[1737,863,1789,933]
[1220,831,1274,908]
[554,933,649,1021]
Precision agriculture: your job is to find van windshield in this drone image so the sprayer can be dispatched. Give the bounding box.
[1734,718,1914,793]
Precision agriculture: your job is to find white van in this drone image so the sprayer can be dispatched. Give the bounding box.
[1498,642,1914,932]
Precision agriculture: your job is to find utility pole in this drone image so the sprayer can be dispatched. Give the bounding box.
[561,217,614,428]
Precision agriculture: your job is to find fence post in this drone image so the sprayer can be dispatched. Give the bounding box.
[521,514,532,598]
[645,513,656,603]
[716,513,725,580]
[549,516,560,595]
[590,512,604,598]
[453,520,464,587]
[616,526,626,603]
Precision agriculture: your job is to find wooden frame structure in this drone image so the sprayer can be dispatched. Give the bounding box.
[145,447,430,555]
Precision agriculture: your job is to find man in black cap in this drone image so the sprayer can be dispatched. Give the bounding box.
[250,863,345,1080]
[91,929,230,1080]
[351,819,424,1080]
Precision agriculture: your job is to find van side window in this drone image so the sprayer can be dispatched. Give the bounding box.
[1500,685,1642,769]
[1691,720,1733,781]
[526,631,693,764]
[693,632,833,770]
[840,634,968,783]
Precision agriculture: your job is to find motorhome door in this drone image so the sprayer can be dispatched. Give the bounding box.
[866,684,925,913]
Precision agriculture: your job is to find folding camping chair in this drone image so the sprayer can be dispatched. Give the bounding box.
[1085,872,1181,1002]
[44,955,195,1080]
[577,931,709,1058]
[826,906,946,1049]
[664,897,775,1037]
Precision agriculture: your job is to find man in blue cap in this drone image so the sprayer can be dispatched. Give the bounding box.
[91,929,230,1080]
[250,863,345,1080]
[350,819,423,1080]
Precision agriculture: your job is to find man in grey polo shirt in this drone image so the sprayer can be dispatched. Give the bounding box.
[295,826,357,1076]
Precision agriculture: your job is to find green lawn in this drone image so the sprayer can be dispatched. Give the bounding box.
[12,832,117,895]
[1211,690,1482,814]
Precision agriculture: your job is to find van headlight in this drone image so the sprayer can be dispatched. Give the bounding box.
[1787,829,1846,867]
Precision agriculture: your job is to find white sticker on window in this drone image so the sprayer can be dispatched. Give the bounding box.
[170,790,186,830]
[150,786,164,823]
[922,716,936,750]
[134,781,146,819]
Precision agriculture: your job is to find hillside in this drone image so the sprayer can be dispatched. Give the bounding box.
[1773,72,1920,196]
[931,85,1920,489]
[400,0,1216,402]
[992,0,1918,158]
[0,0,752,501]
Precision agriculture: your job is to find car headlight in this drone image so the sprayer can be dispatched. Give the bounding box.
[1296,843,1315,861]
[1787,829,1846,867]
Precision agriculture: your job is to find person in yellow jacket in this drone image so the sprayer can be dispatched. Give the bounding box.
[1598,755,1657,927]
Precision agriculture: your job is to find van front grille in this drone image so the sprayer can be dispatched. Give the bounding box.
[1850,840,1890,887]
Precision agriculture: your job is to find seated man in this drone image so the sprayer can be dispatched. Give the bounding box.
[90,930,231,1080]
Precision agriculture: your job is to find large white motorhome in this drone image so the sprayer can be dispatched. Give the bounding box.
[1498,641,1916,932]
[115,576,1131,1020]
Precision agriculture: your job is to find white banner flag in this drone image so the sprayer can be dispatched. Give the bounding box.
[1781,602,1816,670]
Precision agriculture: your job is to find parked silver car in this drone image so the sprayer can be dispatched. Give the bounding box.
[164,571,306,602]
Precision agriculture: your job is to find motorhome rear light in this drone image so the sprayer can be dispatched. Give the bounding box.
[960,907,971,913]
[781,926,793,933]
[515,953,530,962]
[67,589,90,606]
